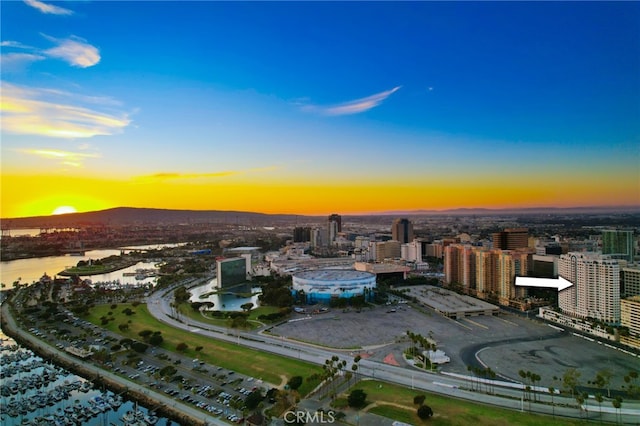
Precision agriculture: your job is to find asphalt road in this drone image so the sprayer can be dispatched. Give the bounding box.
[147,283,640,424]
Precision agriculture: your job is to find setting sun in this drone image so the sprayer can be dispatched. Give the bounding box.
[52,206,77,215]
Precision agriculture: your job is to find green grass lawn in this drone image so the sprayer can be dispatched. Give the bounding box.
[176,303,283,330]
[346,380,587,426]
[84,304,590,425]
[85,303,322,395]
[64,265,110,274]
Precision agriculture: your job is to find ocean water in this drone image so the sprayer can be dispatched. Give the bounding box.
[0,334,173,426]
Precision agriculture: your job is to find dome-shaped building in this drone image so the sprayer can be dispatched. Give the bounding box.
[292,269,376,304]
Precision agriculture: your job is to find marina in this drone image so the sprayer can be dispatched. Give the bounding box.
[0,336,172,426]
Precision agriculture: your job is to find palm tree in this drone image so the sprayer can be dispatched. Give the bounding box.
[548,386,556,418]
[486,368,496,393]
[595,393,604,424]
[530,372,541,402]
[575,392,586,419]
[612,396,622,425]
[467,365,476,391]
[351,363,358,386]
[519,370,528,401]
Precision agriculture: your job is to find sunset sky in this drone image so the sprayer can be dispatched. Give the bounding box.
[2,1,639,218]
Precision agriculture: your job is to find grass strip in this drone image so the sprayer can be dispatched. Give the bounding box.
[85,303,322,395]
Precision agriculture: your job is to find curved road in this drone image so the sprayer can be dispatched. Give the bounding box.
[148,283,640,424]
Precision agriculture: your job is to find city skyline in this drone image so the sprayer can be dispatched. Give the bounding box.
[2,1,639,219]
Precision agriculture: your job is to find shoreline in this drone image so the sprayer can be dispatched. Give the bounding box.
[57,260,139,277]
[0,299,214,426]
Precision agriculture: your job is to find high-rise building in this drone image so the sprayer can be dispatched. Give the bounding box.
[622,266,640,297]
[328,214,342,243]
[559,252,620,323]
[310,228,328,248]
[401,240,422,262]
[445,245,532,303]
[444,244,476,291]
[492,228,529,250]
[392,218,414,244]
[602,229,635,262]
[475,249,499,298]
[621,296,640,338]
[498,250,530,303]
[425,242,444,259]
[293,227,311,243]
[375,240,401,261]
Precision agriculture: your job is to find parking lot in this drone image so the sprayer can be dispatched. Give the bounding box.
[21,305,261,424]
[270,285,639,389]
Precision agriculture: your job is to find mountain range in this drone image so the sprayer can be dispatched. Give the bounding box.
[2,206,639,229]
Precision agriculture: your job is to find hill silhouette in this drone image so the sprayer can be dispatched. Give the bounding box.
[2,205,638,229]
[1,207,310,229]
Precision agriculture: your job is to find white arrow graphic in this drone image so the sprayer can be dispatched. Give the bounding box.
[515,276,573,291]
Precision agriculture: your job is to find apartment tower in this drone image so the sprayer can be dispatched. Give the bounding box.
[559,252,620,323]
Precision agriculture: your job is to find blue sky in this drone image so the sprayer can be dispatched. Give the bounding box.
[1,1,639,217]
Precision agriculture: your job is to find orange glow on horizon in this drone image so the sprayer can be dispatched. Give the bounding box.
[2,170,638,219]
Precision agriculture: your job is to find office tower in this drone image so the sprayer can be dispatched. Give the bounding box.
[492,228,529,250]
[375,240,401,262]
[559,252,620,323]
[311,228,327,248]
[216,257,249,293]
[392,218,414,244]
[602,229,635,262]
[328,214,342,243]
[532,254,558,278]
[293,227,311,243]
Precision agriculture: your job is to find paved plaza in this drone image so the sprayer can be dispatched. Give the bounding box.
[269,286,639,390]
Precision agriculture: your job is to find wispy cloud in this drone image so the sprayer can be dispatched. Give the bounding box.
[18,148,100,168]
[1,41,34,48]
[301,86,401,116]
[0,40,44,71]
[43,35,100,68]
[1,82,132,139]
[143,171,240,181]
[136,166,279,182]
[0,52,46,69]
[1,35,100,70]
[24,0,73,16]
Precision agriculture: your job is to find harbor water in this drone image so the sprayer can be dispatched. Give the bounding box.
[0,332,173,426]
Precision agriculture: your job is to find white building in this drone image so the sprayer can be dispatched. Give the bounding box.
[559,252,620,323]
[292,269,376,304]
[401,240,422,263]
